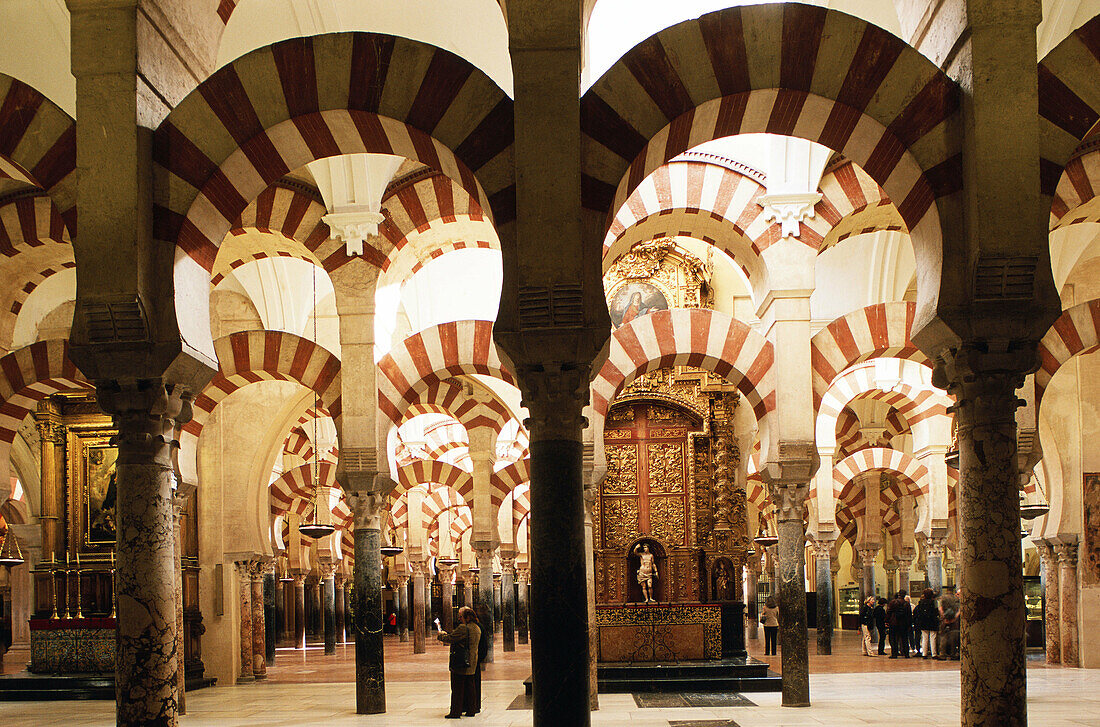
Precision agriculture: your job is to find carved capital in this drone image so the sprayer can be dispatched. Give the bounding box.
[292,574,307,587]
[765,482,809,522]
[517,363,590,441]
[1035,540,1056,571]
[931,344,1033,434]
[758,192,822,238]
[97,380,193,466]
[347,492,385,530]
[318,561,338,578]
[924,536,947,560]
[811,538,834,560]
[858,547,879,568]
[235,560,254,586]
[1055,541,1079,567]
[35,419,66,445]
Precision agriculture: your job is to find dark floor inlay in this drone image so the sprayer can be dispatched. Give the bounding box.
[633,692,756,708]
[507,693,533,710]
[668,721,741,727]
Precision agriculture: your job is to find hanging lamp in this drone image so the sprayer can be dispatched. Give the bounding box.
[0,529,23,567]
[299,258,335,540]
[1019,476,1051,521]
[753,521,778,548]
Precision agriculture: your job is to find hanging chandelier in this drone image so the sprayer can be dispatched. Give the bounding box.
[299,258,335,541]
[753,521,778,548]
[1019,477,1050,521]
[0,529,24,567]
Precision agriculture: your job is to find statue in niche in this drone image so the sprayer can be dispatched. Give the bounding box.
[714,561,732,601]
[634,543,658,603]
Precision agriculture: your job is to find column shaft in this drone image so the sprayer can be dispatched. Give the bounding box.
[501,561,516,652]
[860,548,878,601]
[236,563,254,683]
[353,520,385,713]
[294,577,306,649]
[264,571,276,665]
[397,577,409,642]
[323,571,337,655]
[776,516,809,706]
[814,547,833,655]
[335,577,346,645]
[476,550,495,663]
[411,569,426,654]
[745,565,759,640]
[517,572,529,644]
[250,568,266,679]
[926,538,945,594]
[1038,543,1060,663]
[1057,543,1079,667]
[440,574,454,632]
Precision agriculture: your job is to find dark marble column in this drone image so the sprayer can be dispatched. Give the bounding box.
[322,563,337,655]
[250,562,267,679]
[309,577,322,640]
[517,568,529,644]
[171,490,189,715]
[438,565,455,632]
[745,563,759,641]
[350,493,385,714]
[281,576,293,640]
[925,536,946,594]
[475,548,495,663]
[1037,542,1060,663]
[411,563,426,654]
[767,483,810,708]
[944,364,1027,727]
[493,576,503,632]
[274,575,286,644]
[98,383,190,724]
[1057,541,1079,667]
[235,561,254,684]
[293,574,306,649]
[264,569,276,664]
[335,575,346,645]
[501,556,516,652]
[859,547,878,602]
[812,540,833,655]
[396,575,409,642]
[425,571,435,634]
[343,580,352,644]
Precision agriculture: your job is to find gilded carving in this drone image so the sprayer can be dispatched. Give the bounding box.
[604,428,633,441]
[608,406,635,424]
[602,499,638,550]
[648,427,686,439]
[650,497,685,546]
[603,445,638,495]
[648,406,676,422]
[647,442,684,494]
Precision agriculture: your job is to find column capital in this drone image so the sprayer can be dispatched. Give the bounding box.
[810,538,834,560]
[318,561,338,578]
[765,482,810,523]
[347,492,385,530]
[248,558,272,581]
[97,380,194,465]
[924,535,947,560]
[409,560,427,577]
[858,547,879,568]
[1055,540,1079,566]
[235,560,255,583]
[292,573,307,587]
[516,363,590,441]
[397,574,410,587]
[516,567,530,583]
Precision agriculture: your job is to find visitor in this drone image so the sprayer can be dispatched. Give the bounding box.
[938,588,960,661]
[887,590,912,658]
[761,596,780,656]
[859,596,876,657]
[474,603,493,712]
[907,593,919,654]
[913,588,940,659]
[437,606,481,719]
[874,596,888,655]
[387,611,397,634]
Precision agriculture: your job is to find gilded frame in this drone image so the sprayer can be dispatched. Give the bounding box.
[67,424,119,555]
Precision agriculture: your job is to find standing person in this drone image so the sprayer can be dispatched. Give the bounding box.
[473,603,492,712]
[437,606,481,718]
[859,596,877,656]
[760,596,780,656]
[873,597,888,655]
[937,588,960,660]
[906,594,919,654]
[913,588,940,659]
[634,543,659,603]
[887,590,912,658]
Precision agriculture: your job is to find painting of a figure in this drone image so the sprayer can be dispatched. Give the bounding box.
[86,445,118,545]
[609,282,669,328]
[1084,474,1100,584]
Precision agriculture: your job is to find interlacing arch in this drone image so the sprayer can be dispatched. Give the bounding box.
[0,340,90,446]
[591,308,775,422]
[834,406,909,459]
[269,461,352,530]
[154,32,515,361]
[816,160,904,251]
[580,5,960,280]
[491,457,529,500]
[399,378,511,436]
[394,459,474,505]
[1036,298,1100,409]
[832,447,929,505]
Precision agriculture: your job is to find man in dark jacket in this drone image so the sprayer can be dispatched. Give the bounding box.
[438,606,481,718]
[874,597,888,655]
[886,590,912,658]
[858,596,876,656]
[913,588,940,658]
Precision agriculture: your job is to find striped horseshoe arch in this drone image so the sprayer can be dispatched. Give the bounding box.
[832,447,929,504]
[400,379,511,435]
[377,320,515,426]
[816,161,904,251]
[269,461,354,531]
[0,75,77,227]
[0,194,71,258]
[834,407,910,460]
[581,5,960,270]
[394,459,474,504]
[1047,148,1100,229]
[591,308,775,422]
[1036,298,1100,408]
[154,32,515,360]
[810,302,927,406]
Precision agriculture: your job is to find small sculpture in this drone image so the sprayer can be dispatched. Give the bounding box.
[634,543,658,604]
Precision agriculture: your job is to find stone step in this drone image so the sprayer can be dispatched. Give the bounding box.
[0,673,216,701]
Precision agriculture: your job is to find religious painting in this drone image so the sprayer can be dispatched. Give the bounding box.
[1083,474,1100,584]
[608,282,669,328]
[68,427,119,552]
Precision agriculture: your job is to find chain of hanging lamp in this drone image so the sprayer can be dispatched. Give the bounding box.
[300,255,335,539]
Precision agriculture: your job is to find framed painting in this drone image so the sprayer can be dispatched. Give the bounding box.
[67,425,119,554]
[608,281,669,329]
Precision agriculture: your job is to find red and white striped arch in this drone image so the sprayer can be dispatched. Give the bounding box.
[1047,148,1100,229]
[377,320,515,426]
[810,302,927,407]
[268,462,354,531]
[581,6,959,273]
[399,378,512,436]
[591,308,775,422]
[0,75,77,227]
[834,406,910,461]
[0,194,71,257]
[491,457,529,506]
[1036,298,1100,409]
[832,447,929,504]
[9,261,76,319]
[816,161,904,251]
[394,459,474,505]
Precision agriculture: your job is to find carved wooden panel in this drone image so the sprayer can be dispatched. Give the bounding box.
[647,442,684,494]
[603,445,638,495]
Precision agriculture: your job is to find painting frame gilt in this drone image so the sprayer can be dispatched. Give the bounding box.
[67,425,119,554]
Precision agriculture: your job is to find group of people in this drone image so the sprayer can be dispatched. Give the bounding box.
[859,587,960,660]
[437,605,492,719]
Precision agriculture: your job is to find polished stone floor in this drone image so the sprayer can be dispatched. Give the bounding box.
[1,630,1096,726]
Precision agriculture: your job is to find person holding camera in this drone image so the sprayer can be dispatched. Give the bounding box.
[437,606,481,718]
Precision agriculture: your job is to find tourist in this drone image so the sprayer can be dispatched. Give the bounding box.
[906,594,919,654]
[887,590,912,658]
[913,588,940,659]
[437,606,481,718]
[859,596,876,656]
[473,603,493,712]
[761,596,780,655]
[874,596,888,655]
[938,588,960,660]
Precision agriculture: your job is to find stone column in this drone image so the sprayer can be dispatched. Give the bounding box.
[1036,541,1060,663]
[396,575,409,642]
[438,564,455,631]
[745,561,759,640]
[33,402,65,566]
[411,562,426,654]
[501,555,516,652]
[925,536,946,594]
[347,494,385,713]
[334,575,346,645]
[309,577,322,640]
[940,358,1028,727]
[859,547,878,601]
[883,562,898,598]
[583,480,598,709]
[474,547,495,663]
[895,552,913,598]
[812,540,833,655]
[517,567,530,644]
[1056,541,1079,667]
[426,570,436,634]
[321,562,337,655]
[293,574,306,649]
[463,572,475,609]
[235,561,254,683]
[264,568,276,665]
[274,574,286,645]
[249,562,267,679]
[493,575,503,632]
[96,383,191,723]
[766,482,810,707]
[171,489,190,714]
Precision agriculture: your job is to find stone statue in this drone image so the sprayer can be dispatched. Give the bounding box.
[715,561,730,601]
[634,543,658,603]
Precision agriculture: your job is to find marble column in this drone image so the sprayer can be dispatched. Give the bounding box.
[411,562,426,654]
[925,536,946,595]
[98,384,189,724]
[745,563,759,640]
[463,572,475,609]
[235,561,254,683]
[293,575,306,649]
[171,490,189,714]
[517,567,530,644]
[281,577,293,640]
[343,580,352,644]
[396,575,410,642]
[438,565,455,632]
[264,569,276,665]
[1037,542,1060,663]
[1056,541,1079,667]
[425,572,435,635]
[274,576,286,645]
[320,563,337,655]
[883,563,898,599]
[501,556,516,652]
[946,364,1027,727]
[350,493,386,714]
[475,548,495,663]
[812,541,833,655]
[895,554,913,598]
[334,575,346,645]
[309,577,322,640]
[859,547,878,601]
[249,562,267,679]
[767,483,810,707]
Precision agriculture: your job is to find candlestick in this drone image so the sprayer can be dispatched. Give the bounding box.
[109,551,116,619]
[62,552,71,619]
[50,557,58,620]
[74,552,82,619]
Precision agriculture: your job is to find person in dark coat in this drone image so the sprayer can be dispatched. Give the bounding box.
[874,596,889,655]
[438,606,481,718]
[913,588,940,658]
[473,603,492,713]
[887,590,912,658]
[858,596,876,656]
[937,588,960,660]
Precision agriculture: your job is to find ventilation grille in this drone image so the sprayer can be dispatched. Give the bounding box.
[974,256,1037,301]
[82,297,149,344]
[518,284,584,327]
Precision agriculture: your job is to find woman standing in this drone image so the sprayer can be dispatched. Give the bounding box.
[913,588,940,658]
[874,597,888,655]
[760,597,780,656]
[438,606,481,718]
[859,596,877,656]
